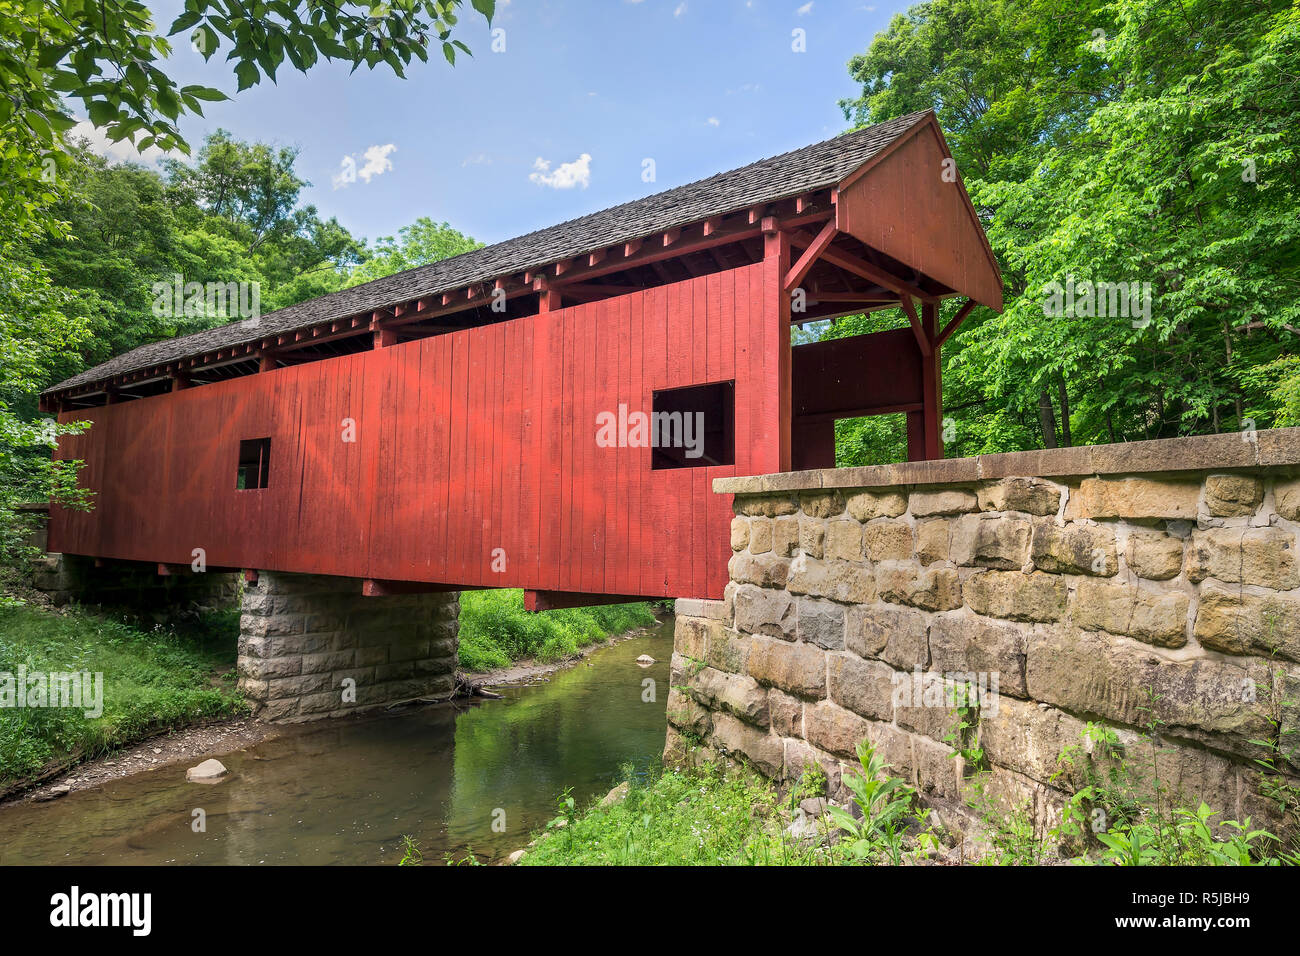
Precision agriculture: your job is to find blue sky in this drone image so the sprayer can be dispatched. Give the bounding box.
[114,0,911,248]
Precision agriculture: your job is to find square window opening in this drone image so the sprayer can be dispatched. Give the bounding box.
[236,437,271,490]
[651,381,735,469]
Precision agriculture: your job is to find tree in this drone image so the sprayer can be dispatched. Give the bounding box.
[0,253,92,565]
[344,217,481,287]
[1,1,492,558]
[836,0,1300,461]
[1,0,494,232]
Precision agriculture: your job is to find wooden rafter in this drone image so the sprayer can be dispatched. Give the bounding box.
[783,218,838,292]
[788,228,936,305]
[899,297,933,357]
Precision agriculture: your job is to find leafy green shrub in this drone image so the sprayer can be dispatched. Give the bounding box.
[456,589,656,670]
[828,739,917,864]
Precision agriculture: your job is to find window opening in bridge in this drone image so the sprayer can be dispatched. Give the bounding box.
[651,381,735,469]
[236,438,271,490]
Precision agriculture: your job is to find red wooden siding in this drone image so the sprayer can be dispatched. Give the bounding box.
[836,121,1003,311]
[50,264,777,601]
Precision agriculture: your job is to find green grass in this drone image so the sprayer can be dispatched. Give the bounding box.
[0,603,245,787]
[519,749,1298,867]
[521,762,844,866]
[456,589,658,671]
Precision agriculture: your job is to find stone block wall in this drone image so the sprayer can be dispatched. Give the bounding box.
[666,430,1300,837]
[238,571,459,721]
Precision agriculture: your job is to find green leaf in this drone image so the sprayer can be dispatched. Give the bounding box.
[180,85,228,102]
[234,60,260,91]
[168,11,203,34]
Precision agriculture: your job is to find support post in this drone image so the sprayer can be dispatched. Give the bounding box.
[763,222,793,473]
[906,301,943,460]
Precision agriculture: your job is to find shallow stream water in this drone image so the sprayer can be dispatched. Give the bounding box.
[0,620,674,865]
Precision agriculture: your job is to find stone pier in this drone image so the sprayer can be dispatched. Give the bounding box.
[237,572,459,721]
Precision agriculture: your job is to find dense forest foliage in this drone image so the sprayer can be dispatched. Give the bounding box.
[828,0,1299,464]
[1,0,1296,553]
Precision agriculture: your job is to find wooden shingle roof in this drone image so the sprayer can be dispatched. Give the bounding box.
[48,110,932,394]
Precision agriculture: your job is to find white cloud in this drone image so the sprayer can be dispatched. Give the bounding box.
[66,118,173,166]
[461,152,493,167]
[674,2,687,16]
[529,153,592,189]
[706,117,720,127]
[796,1,814,14]
[333,143,397,189]
[358,143,396,181]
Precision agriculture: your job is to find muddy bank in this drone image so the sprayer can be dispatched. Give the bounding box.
[3,717,281,807]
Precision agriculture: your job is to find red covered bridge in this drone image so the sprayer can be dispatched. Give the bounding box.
[41,110,1002,607]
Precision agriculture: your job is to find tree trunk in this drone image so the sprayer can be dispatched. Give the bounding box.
[1038,389,1058,449]
[1056,375,1072,447]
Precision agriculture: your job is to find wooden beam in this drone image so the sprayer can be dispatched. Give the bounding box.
[920,300,943,460]
[524,589,651,612]
[783,218,838,292]
[766,227,793,473]
[899,297,933,357]
[791,301,903,325]
[382,284,533,329]
[805,292,897,303]
[935,298,978,348]
[552,281,644,302]
[362,578,461,597]
[789,229,937,304]
[243,569,259,585]
[537,277,563,313]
